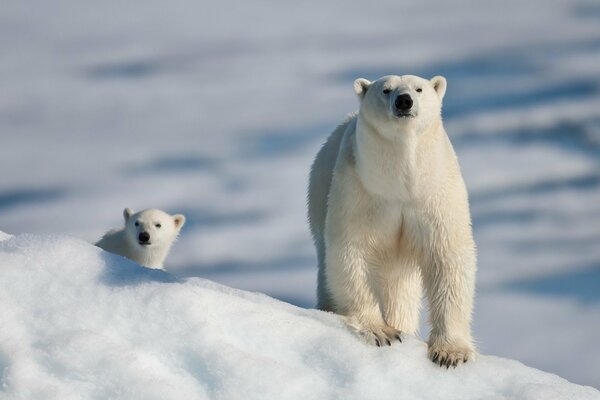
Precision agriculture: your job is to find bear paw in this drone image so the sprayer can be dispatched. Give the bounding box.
[427,339,474,368]
[345,318,402,347]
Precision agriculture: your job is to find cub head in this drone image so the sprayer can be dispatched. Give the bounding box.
[354,74,446,139]
[123,208,186,249]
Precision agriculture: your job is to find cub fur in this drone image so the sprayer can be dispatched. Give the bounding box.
[96,208,185,270]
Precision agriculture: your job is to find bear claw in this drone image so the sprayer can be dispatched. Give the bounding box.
[428,341,473,368]
[356,326,401,347]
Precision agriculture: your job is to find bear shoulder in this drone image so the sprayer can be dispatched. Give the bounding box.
[95,228,129,255]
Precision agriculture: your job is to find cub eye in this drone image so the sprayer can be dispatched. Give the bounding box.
[383,88,391,94]
[416,88,422,93]
[134,221,139,227]
[155,223,161,228]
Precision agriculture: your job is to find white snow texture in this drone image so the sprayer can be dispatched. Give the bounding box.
[0,231,598,400]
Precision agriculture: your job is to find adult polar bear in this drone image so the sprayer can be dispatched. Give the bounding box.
[308,75,476,367]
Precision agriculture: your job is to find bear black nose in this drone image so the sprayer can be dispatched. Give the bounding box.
[395,94,413,111]
[138,232,150,243]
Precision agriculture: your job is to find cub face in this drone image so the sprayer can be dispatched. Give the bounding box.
[123,208,185,249]
[354,74,447,140]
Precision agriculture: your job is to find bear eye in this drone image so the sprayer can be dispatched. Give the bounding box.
[416,88,422,93]
[134,221,139,227]
[383,88,391,94]
[155,223,161,228]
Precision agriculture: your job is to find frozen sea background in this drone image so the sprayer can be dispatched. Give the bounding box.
[1,0,599,389]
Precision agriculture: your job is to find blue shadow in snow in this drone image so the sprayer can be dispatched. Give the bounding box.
[503,263,600,304]
[0,188,64,212]
[99,252,182,287]
[173,254,317,308]
[86,60,160,80]
[470,172,600,204]
[276,295,315,309]
[335,51,536,84]
[472,209,542,230]
[460,119,600,227]
[335,37,600,84]
[574,3,600,18]
[176,254,314,276]
[442,80,598,119]
[334,37,600,120]
[454,118,600,162]
[241,123,332,159]
[472,206,600,233]
[124,154,219,174]
[84,42,252,81]
[176,207,264,232]
[509,236,600,254]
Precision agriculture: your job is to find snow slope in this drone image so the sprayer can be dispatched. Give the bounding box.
[0,232,598,400]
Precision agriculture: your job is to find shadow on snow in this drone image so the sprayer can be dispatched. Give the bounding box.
[503,263,600,304]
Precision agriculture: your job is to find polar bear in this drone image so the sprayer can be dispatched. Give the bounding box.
[95,208,185,270]
[308,75,476,367]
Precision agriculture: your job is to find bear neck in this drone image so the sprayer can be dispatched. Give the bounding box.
[127,236,173,269]
[354,114,444,202]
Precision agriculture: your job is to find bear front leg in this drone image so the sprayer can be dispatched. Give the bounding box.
[422,242,476,367]
[325,240,401,347]
[380,259,422,336]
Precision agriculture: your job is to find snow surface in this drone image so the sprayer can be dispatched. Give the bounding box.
[0,232,598,400]
[1,0,600,388]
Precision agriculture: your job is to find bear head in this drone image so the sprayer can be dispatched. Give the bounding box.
[354,74,447,140]
[123,208,185,249]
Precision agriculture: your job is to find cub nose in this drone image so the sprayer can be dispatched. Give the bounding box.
[395,94,413,111]
[138,232,150,243]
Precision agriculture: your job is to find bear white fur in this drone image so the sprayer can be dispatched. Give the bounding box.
[308,75,476,367]
[95,208,185,270]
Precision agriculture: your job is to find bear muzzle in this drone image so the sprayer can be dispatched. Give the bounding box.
[394,94,416,118]
[138,231,151,245]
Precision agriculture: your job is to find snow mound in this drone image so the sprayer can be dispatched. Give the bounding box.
[0,232,598,400]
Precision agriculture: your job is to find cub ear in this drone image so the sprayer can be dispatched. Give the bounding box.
[353,78,371,100]
[430,76,447,99]
[123,208,134,222]
[173,214,186,230]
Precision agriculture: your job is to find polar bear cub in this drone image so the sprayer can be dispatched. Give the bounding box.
[308,75,476,367]
[96,208,185,270]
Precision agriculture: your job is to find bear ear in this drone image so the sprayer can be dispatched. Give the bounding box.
[173,214,186,230]
[123,208,134,222]
[430,76,447,100]
[353,78,371,100]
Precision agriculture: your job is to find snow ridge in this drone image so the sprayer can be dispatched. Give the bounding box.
[0,231,598,400]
